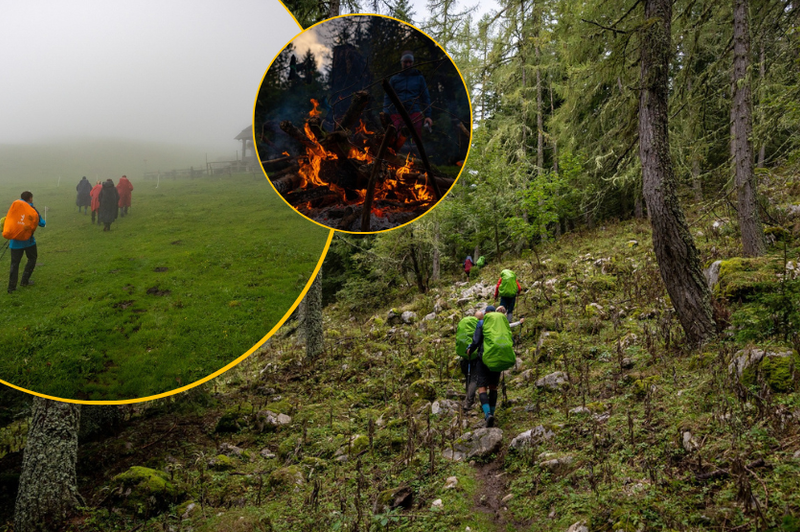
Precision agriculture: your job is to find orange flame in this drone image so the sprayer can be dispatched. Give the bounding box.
[309,99,322,118]
[355,120,374,135]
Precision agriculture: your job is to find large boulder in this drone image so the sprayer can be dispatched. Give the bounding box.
[442,428,503,461]
[729,348,797,392]
[268,466,305,490]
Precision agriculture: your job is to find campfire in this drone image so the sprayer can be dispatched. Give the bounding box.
[264,90,455,232]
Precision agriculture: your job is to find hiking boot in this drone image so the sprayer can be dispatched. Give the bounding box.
[485,414,495,428]
[21,280,34,287]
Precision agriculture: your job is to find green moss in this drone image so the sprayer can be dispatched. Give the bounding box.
[278,434,301,459]
[633,376,659,397]
[765,225,790,242]
[761,354,796,393]
[209,454,237,471]
[112,466,180,514]
[688,352,716,370]
[267,399,292,415]
[214,412,243,433]
[714,257,779,300]
[300,456,327,469]
[351,434,370,454]
[409,379,437,401]
[267,466,304,489]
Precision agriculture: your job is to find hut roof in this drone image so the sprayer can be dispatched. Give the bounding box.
[235,126,252,140]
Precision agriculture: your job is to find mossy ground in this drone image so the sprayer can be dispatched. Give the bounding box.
[2,173,800,530]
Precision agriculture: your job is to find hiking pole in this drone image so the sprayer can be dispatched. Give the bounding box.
[0,241,9,261]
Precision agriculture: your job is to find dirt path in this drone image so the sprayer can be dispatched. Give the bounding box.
[472,454,509,528]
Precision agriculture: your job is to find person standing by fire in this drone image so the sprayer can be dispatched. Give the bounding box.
[383,51,433,150]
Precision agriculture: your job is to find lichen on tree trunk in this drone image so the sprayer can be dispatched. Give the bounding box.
[638,0,715,345]
[304,269,324,359]
[15,397,81,532]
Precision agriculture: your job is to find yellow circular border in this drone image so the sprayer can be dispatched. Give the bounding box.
[253,12,474,235]
[0,230,334,405]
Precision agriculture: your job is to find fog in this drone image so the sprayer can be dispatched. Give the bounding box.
[0,0,301,155]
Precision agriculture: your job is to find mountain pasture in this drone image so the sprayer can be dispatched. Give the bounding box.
[0,173,329,401]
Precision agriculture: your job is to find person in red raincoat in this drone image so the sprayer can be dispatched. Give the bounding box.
[463,255,473,280]
[116,175,134,217]
[90,181,102,225]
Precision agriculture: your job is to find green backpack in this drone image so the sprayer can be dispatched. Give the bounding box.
[481,312,515,371]
[498,269,518,297]
[456,316,479,359]
[476,256,485,267]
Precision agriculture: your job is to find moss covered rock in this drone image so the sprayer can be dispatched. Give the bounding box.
[729,348,797,392]
[268,466,305,490]
[409,379,437,401]
[208,454,237,471]
[111,466,181,515]
[714,257,780,300]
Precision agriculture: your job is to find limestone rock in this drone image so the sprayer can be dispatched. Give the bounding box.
[569,406,591,415]
[728,348,796,392]
[566,522,588,532]
[424,312,437,322]
[536,371,569,391]
[682,431,698,453]
[704,260,722,289]
[509,425,556,450]
[219,442,244,457]
[431,399,460,416]
[401,311,417,324]
[431,499,443,509]
[539,455,573,474]
[444,476,458,489]
[443,428,503,461]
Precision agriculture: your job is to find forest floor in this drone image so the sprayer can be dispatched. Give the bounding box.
[2,170,800,531]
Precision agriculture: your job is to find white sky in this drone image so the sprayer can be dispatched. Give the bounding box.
[0,0,301,153]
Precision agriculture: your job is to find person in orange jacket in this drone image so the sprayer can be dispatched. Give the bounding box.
[90,181,102,225]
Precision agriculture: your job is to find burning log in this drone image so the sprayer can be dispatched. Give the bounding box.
[280,120,316,150]
[306,118,325,142]
[382,79,443,201]
[361,125,395,231]
[260,156,293,170]
[271,173,303,195]
[337,91,371,132]
[266,163,300,179]
[286,186,336,207]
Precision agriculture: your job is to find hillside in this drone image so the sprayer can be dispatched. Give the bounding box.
[3,168,800,530]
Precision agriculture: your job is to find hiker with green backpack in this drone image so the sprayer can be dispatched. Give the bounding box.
[456,309,483,412]
[466,305,519,427]
[494,269,522,322]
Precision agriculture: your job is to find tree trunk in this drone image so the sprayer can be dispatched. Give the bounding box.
[15,398,81,532]
[304,269,324,359]
[638,0,715,345]
[431,221,440,282]
[550,75,558,174]
[757,39,766,168]
[328,0,340,18]
[731,0,765,257]
[536,45,544,175]
[691,157,703,203]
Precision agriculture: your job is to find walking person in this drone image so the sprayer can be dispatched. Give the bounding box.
[463,255,473,281]
[456,309,483,413]
[116,175,133,217]
[4,191,45,294]
[466,306,517,427]
[494,269,522,322]
[98,179,120,231]
[76,176,92,214]
[90,181,102,224]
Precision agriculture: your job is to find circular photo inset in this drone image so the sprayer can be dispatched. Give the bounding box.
[255,14,473,233]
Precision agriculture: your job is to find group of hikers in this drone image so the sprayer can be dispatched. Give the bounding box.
[456,268,523,428]
[75,175,134,231]
[3,175,133,294]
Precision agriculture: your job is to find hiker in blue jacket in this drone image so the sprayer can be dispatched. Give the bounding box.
[383,51,433,150]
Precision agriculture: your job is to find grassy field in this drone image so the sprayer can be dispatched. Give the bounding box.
[0,173,329,401]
